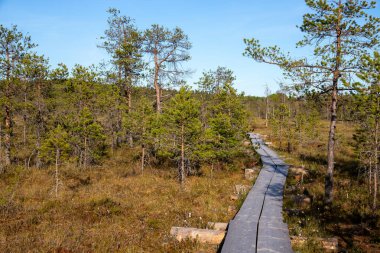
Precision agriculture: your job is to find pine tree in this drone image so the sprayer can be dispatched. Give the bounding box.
[163,86,201,183]
[243,0,380,204]
[197,66,235,94]
[97,80,124,152]
[76,107,106,167]
[270,103,291,151]
[98,8,144,111]
[0,25,36,166]
[206,83,248,163]
[354,51,380,209]
[125,96,154,172]
[40,125,70,197]
[99,8,145,146]
[144,25,191,113]
[20,53,49,168]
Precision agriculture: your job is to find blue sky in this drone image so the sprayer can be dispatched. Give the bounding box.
[1,1,378,96]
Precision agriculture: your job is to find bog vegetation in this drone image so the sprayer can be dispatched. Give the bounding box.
[0,0,380,252]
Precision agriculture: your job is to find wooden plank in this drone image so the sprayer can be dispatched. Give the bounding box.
[170,227,226,245]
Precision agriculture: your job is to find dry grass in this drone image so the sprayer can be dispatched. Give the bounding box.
[0,147,257,253]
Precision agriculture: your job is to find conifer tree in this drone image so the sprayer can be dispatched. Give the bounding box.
[40,125,70,197]
[0,24,36,166]
[68,65,106,167]
[243,0,380,204]
[99,8,144,110]
[125,96,154,172]
[164,86,201,183]
[207,83,248,162]
[354,51,380,209]
[50,63,69,82]
[74,107,106,167]
[97,81,123,152]
[197,66,235,94]
[270,103,291,151]
[144,25,191,113]
[99,8,144,146]
[20,53,49,168]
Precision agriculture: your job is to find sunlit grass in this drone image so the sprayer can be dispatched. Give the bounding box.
[0,146,257,252]
[253,117,380,252]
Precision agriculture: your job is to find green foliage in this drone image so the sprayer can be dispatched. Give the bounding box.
[243,0,380,204]
[201,84,248,162]
[75,107,106,164]
[163,87,201,173]
[196,66,235,94]
[270,103,291,149]
[243,0,380,93]
[0,14,280,182]
[353,51,380,208]
[354,51,380,157]
[0,24,36,80]
[124,96,155,146]
[144,24,192,86]
[99,8,144,91]
[40,125,70,164]
[50,63,68,82]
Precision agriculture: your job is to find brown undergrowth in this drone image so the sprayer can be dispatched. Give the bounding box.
[253,118,380,252]
[0,146,257,253]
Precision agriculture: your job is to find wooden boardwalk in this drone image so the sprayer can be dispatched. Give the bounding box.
[221,133,293,253]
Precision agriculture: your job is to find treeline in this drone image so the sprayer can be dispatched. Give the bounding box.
[245,90,358,152]
[0,10,248,184]
[243,0,380,207]
[246,81,380,208]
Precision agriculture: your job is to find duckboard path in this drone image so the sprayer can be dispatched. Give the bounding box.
[221,133,293,253]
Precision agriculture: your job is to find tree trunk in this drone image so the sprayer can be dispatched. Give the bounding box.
[154,73,161,113]
[55,148,60,198]
[265,95,269,127]
[325,73,338,205]
[369,159,372,195]
[279,119,283,149]
[23,92,27,145]
[127,85,132,112]
[180,124,185,184]
[116,109,122,147]
[111,131,115,154]
[0,124,2,173]
[23,91,28,169]
[36,82,42,168]
[373,91,379,209]
[4,104,11,166]
[153,49,161,113]
[36,122,41,168]
[128,134,133,147]
[125,74,133,147]
[4,49,11,166]
[325,2,342,205]
[374,145,378,210]
[141,144,145,173]
[84,137,87,169]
